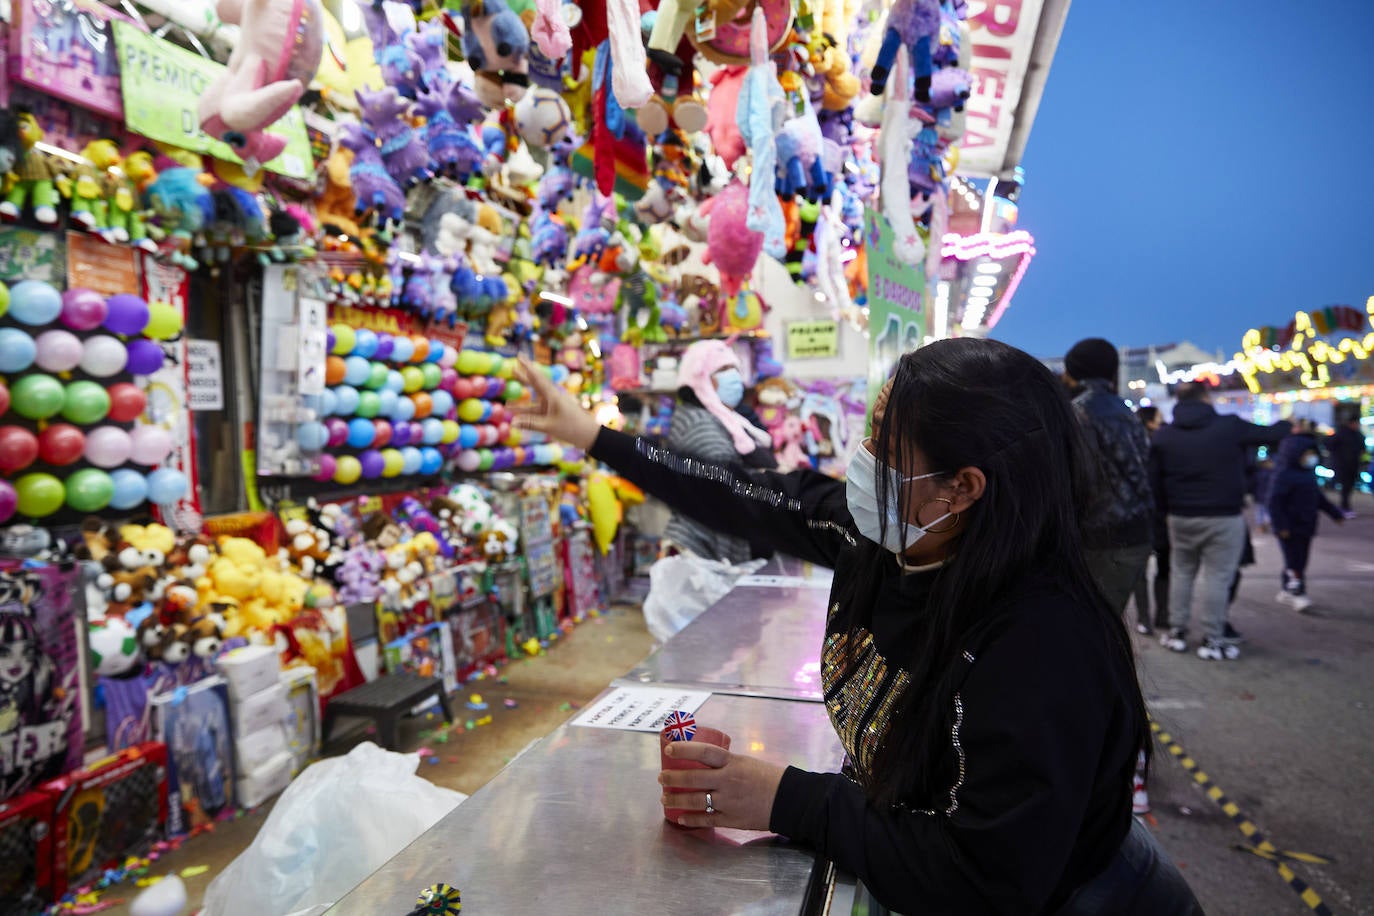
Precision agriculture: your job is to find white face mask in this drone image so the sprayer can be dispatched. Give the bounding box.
[1302,454,1319,470]
[845,441,952,553]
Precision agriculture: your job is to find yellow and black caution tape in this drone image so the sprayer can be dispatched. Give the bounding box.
[1150,721,1334,915]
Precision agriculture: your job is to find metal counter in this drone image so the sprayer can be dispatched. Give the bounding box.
[327,691,845,916]
[625,571,833,702]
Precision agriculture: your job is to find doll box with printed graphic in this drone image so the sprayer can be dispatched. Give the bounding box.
[0,789,55,914]
[149,678,236,836]
[40,742,168,899]
[280,667,320,777]
[7,0,133,119]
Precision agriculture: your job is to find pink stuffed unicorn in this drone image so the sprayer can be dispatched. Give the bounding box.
[773,415,812,472]
[700,180,763,299]
[198,0,324,169]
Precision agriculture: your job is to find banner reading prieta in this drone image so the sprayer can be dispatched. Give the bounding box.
[864,208,926,420]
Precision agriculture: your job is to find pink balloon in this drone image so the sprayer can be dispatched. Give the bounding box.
[129,425,173,466]
[438,345,458,369]
[84,426,133,468]
[325,417,349,448]
[34,329,85,373]
[313,453,337,482]
[60,288,108,331]
[0,480,16,524]
[456,449,481,472]
[439,368,459,391]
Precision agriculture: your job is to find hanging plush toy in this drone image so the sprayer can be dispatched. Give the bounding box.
[700,180,763,299]
[0,109,63,225]
[356,86,435,188]
[145,167,215,270]
[337,123,408,225]
[198,0,325,170]
[462,0,533,108]
[878,48,927,265]
[869,0,941,102]
[736,7,786,260]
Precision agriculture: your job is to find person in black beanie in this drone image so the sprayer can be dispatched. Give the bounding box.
[1061,338,1154,614]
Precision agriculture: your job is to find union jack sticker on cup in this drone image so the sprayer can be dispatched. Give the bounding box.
[662,709,697,742]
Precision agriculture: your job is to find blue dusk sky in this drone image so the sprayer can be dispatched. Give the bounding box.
[990,0,1374,361]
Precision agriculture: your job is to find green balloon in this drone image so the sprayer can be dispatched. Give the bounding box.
[65,468,114,512]
[365,361,390,390]
[11,374,65,420]
[420,362,442,390]
[15,472,65,518]
[355,390,381,419]
[0,281,9,318]
[477,448,494,471]
[61,380,111,425]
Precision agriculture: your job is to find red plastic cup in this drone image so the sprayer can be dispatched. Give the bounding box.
[660,727,731,824]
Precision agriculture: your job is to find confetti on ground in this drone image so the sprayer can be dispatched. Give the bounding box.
[498,676,508,684]
[427,756,441,765]
[476,715,493,726]
[465,720,475,730]
[447,755,461,763]
[467,693,488,710]
[135,877,162,888]
[426,712,436,719]
[558,702,571,712]
[416,746,435,757]
[181,865,209,878]
[436,732,450,743]
[503,698,518,708]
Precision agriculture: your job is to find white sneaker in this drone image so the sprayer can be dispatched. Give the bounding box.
[1160,628,1187,652]
[1290,594,1313,612]
[1197,639,1241,661]
[1132,784,1151,815]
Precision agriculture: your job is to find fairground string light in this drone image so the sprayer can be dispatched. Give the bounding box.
[1234,296,1374,393]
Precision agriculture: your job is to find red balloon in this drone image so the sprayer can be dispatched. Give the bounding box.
[106,383,148,423]
[0,383,9,418]
[372,419,393,448]
[38,423,86,466]
[452,378,475,401]
[0,426,39,474]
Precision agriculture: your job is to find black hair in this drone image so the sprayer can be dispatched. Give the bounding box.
[1174,382,1209,402]
[839,337,1149,805]
[1136,405,1160,425]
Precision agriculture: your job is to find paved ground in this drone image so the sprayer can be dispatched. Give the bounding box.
[1135,493,1374,916]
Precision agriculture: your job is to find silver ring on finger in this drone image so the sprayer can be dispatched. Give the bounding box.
[705,792,715,815]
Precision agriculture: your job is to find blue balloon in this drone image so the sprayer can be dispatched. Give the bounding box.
[384,370,406,393]
[401,446,423,475]
[297,421,329,451]
[347,417,376,448]
[343,355,371,386]
[377,389,399,418]
[334,385,361,416]
[420,418,444,445]
[319,388,339,417]
[146,467,188,504]
[393,397,416,421]
[424,340,444,363]
[391,337,415,363]
[458,424,479,449]
[352,328,379,358]
[420,447,444,475]
[109,468,149,510]
[8,280,62,326]
[0,327,37,373]
[429,390,455,418]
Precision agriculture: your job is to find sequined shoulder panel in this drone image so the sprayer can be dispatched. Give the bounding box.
[821,603,910,779]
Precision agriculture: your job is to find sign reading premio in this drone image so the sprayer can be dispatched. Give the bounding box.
[787,321,839,359]
[111,22,312,179]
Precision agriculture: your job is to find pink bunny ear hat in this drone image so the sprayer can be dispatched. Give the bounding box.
[677,340,771,454]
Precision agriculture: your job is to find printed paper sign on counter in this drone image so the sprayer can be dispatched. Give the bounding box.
[571,687,712,733]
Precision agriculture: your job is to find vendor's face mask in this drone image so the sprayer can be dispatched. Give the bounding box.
[845,440,951,553]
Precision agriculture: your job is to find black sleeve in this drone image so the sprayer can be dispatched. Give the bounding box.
[1148,440,1166,515]
[769,621,1113,914]
[1236,418,1292,447]
[589,427,853,568]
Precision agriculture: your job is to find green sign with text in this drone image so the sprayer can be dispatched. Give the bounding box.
[864,207,926,422]
[112,22,312,179]
[787,320,840,359]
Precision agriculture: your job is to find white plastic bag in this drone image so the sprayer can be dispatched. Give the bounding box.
[202,742,465,916]
[642,554,765,642]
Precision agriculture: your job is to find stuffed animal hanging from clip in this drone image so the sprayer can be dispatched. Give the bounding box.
[198,0,326,173]
[877,46,927,265]
[736,6,787,261]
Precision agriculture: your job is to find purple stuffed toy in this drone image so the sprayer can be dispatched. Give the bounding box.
[870,0,942,101]
[337,122,408,224]
[357,86,435,188]
[416,87,485,181]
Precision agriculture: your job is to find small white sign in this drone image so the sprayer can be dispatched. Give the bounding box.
[186,338,224,411]
[298,328,328,395]
[570,687,712,733]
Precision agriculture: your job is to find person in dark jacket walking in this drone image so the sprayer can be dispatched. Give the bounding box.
[1062,338,1153,614]
[1269,435,1344,611]
[1328,417,1366,516]
[1130,407,1169,634]
[516,339,1201,914]
[1150,383,1290,660]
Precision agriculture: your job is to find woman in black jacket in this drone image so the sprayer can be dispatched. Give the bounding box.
[516,338,1200,914]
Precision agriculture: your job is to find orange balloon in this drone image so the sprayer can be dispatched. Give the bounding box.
[411,392,433,419]
[325,356,347,385]
[410,336,430,362]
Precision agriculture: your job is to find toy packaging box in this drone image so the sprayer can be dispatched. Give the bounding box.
[448,601,506,681]
[383,622,457,694]
[280,668,320,777]
[0,562,85,803]
[149,678,236,836]
[41,742,168,899]
[0,789,55,915]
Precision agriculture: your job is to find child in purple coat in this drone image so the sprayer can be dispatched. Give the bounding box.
[1268,435,1344,611]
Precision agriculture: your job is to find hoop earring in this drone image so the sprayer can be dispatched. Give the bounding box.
[918,497,961,534]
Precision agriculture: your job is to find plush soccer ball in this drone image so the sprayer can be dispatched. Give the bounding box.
[89,616,141,677]
[514,88,572,149]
